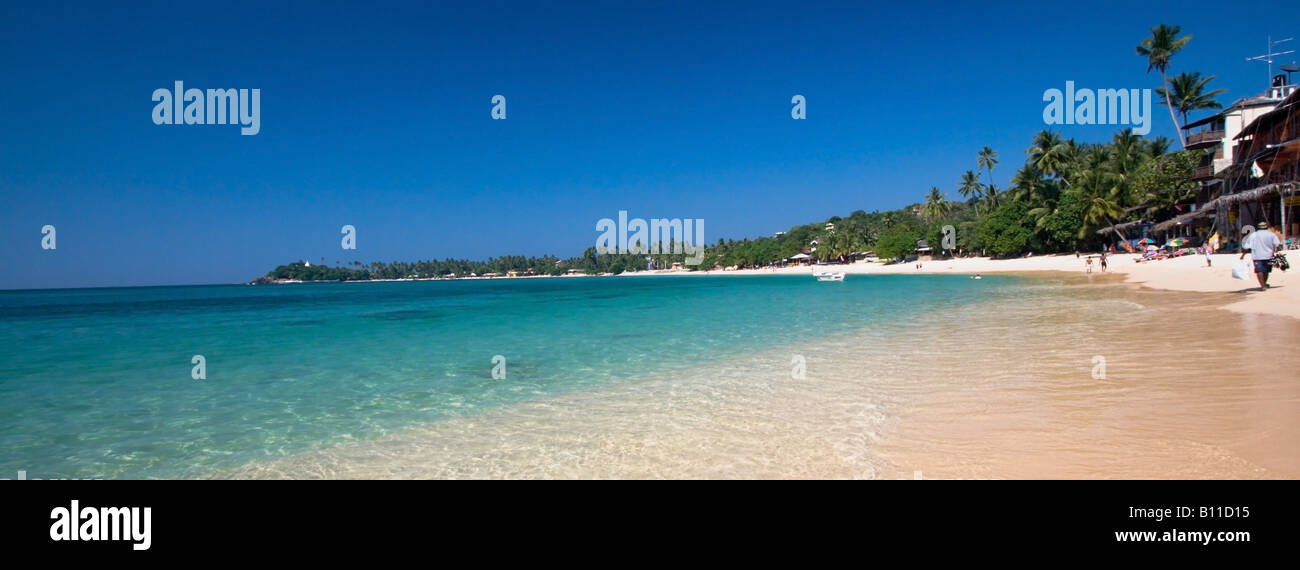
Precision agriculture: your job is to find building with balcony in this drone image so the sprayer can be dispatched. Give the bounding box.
[1220,86,1300,240]
[1181,95,1279,182]
[1163,75,1300,245]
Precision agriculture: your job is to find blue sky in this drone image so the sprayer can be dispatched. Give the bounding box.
[2,0,1294,288]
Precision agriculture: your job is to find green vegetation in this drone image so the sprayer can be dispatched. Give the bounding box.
[976,201,1037,256]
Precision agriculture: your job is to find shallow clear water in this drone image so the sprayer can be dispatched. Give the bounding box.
[0,274,1005,479]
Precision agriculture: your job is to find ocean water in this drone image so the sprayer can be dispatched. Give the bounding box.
[0,274,1005,479]
[7,273,1299,479]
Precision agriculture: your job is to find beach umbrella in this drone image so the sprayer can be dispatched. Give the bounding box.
[1166,238,1188,247]
[1137,238,1156,245]
[1146,245,1158,251]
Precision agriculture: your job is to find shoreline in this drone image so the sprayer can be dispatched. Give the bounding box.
[632,252,1300,321]
[258,252,1298,320]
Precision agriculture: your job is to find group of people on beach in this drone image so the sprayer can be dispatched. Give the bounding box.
[1083,252,1107,274]
[1071,222,1288,291]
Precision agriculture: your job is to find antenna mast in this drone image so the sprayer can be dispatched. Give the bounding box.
[1246,35,1295,86]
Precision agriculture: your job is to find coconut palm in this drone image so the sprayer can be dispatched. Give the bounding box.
[1108,129,1146,182]
[981,184,1001,215]
[1026,130,1073,185]
[1010,163,1042,201]
[1144,136,1173,158]
[977,146,999,187]
[1077,169,1129,242]
[958,170,984,201]
[921,187,951,222]
[1155,71,1227,125]
[1136,24,1192,147]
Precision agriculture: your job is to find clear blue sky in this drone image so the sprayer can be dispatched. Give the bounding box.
[2,0,1294,288]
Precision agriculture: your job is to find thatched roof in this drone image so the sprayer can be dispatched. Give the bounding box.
[1153,208,1214,232]
[1096,220,1146,235]
[1203,182,1300,210]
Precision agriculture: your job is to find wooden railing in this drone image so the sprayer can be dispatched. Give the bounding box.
[1193,165,1214,180]
[1187,130,1225,146]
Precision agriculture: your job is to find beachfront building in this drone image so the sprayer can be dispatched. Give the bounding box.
[1225,85,1300,241]
[1165,77,1299,245]
[915,239,932,262]
[1167,94,1281,242]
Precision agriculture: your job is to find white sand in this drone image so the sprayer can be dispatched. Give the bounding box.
[636,251,1300,320]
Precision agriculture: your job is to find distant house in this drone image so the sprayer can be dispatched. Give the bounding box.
[915,239,933,261]
[787,252,812,265]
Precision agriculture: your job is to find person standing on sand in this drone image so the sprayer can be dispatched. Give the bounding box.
[1100,252,1108,272]
[1240,222,1282,290]
[1085,257,1093,273]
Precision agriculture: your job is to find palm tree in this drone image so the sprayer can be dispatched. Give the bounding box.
[977,146,999,187]
[958,170,984,201]
[1026,130,1073,185]
[981,184,1001,215]
[921,187,951,222]
[1155,71,1227,125]
[1144,136,1173,158]
[1136,24,1192,147]
[1108,129,1146,182]
[1077,169,1129,242]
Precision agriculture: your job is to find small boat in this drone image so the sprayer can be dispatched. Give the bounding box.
[814,271,845,282]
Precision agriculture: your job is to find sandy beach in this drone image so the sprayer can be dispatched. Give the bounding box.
[637,251,1300,321]
[209,260,1300,480]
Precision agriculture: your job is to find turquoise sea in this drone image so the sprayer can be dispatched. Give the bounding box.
[0,274,1018,479]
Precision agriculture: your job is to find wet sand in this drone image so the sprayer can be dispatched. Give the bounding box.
[875,275,1300,479]
[217,273,1300,479]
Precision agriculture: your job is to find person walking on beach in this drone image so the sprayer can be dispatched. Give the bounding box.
[1099,252,1108,272]
[1239,222,1282,290]
[1085,256,1093,273]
